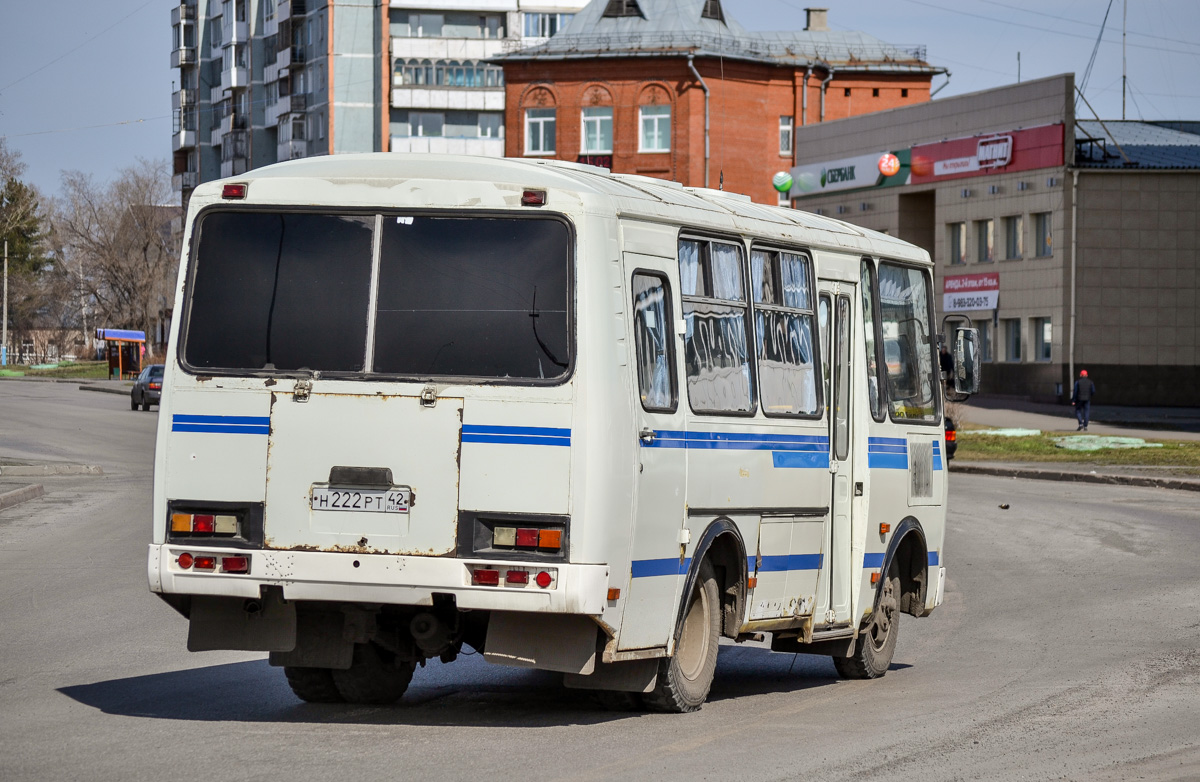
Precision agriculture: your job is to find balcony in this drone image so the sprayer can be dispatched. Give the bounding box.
[389,137,504,157]
[172,129,197,151]
[172,171,199,191]
[289,49,307,69]
[220,159,249,179]
[172,89,197,110]
[278,139,307,161]
[170,46,196,68]
[290,93,308,112]
[171,3,196,26]
[219,66,249,92]
[221,130,249,161]
[210,85,225,104]
[275,46,292,68]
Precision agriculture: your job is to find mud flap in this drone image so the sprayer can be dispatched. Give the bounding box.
[267,608,355,670]
[187,591,296,652]
[483,613,597,674]
[563,658,658,693]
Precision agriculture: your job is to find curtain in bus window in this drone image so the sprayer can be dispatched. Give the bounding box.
[632,274,675,411]
[878,263,937,421]
[683,302,752,413]
[373,216,570,379]
[185,212,374,372]
[710,243,745,301]
[860,261,884,420]
[750,250,776,304]
[755,309,817,415]
[678,240,702,297]
[780,252,810,308]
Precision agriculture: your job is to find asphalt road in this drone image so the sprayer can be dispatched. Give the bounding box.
[2,381,1199,782]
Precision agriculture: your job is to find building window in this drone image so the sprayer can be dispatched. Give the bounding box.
[975,219,994,263]
[872,87,880,97]
[779,115,793,155]
[973,319,993,362]
[843,87,851,97]
[948,222,966,265]
[639,105,670,152]
[479,112,503,138]
[1004,215,1023,259]
[902,88,909,97]
[1004,318,1022,362]
[1033,317,1051,361]
[603,0,644,18]
[581,107,613,154]
[524,12,573,37]
[412,111,443,137]
[525,108,555,155]
[701,0,726,22]
[1034,212,1052,257]
[317,112,325,140]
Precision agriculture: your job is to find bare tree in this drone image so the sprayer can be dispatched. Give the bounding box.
[1,139,52,361]
[51,159,181,352]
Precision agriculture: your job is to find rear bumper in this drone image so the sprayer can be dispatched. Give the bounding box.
[147,544,609,615]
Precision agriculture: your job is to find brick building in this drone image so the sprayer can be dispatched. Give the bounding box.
[495,0,946,206]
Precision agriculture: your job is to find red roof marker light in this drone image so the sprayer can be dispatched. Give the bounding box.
[222,183,247,199]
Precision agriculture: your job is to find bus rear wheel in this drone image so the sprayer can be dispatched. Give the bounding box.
[283,666,344,703]
[834,565,900,680]
[644,559,721,713]
[331,642,415,704]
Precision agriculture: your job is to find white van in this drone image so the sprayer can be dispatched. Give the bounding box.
[148,154,979,712]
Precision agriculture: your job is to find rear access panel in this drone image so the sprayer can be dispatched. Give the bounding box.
[264,392,463,555]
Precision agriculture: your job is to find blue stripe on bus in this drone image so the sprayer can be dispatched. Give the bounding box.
[929,551,940,566]
[172,423,271,435]
[868,436,907,446]
[173,414,270,426]
[863,553,886,568]
[631,557,690,578]
[461,424,571,447]
[868,453,908,469]
[772,451,831,469]
[868,444,908,454]
[756,553,823,572]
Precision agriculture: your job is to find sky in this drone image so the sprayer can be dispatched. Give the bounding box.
[1,0,1198,201]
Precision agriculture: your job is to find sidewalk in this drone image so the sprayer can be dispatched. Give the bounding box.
[950,396,1200,492]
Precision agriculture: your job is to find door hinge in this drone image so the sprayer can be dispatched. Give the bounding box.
[420,386,437,408]
[293,378,312,403]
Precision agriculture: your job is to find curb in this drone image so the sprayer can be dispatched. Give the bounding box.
[949,462,1200,493]
[78,384,131,396]
[0,484,46,511]
[0,464,104,476]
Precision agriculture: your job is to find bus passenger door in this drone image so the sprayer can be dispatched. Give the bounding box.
[817,286,855,626]
[619,261,688,650]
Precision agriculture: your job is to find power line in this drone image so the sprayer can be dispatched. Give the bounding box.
[899,0,1200,57]
[972,0,1200,49]
[0,0,158,94]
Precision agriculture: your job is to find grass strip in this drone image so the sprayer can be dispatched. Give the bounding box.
[956,431,1200,468]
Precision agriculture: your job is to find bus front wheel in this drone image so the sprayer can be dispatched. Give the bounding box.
[834,564,900,679]
[644,559,721,713]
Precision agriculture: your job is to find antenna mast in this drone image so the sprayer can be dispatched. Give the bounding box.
[1122,0,1127,120]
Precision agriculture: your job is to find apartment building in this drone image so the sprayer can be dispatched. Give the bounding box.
[170,0,587,204]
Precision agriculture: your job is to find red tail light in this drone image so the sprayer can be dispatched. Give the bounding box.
[177,553,194,569]
[222,183,247,199]
[506,570,529,585]
[945,429,957,442]
[221,556,250,574]
[473,569,500,586]
[194,556,217,571]
[192,515,215,533]
[149,382,161,390]
[535,571,552,588]
[515,528,539,548]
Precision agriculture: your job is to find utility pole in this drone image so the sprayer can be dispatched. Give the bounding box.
[1017,52,1021,83]
[3,240,8,366]
[1122,0,1127,120]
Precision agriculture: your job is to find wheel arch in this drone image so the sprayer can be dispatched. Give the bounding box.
[675,518,747,641]
[879,516,929,618]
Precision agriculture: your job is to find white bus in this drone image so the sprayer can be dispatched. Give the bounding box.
[148,154,979,712]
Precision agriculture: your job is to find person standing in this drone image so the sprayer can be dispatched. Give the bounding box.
[1071,369,1096,431]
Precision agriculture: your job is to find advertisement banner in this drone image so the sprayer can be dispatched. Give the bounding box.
[788,152,895,197]
[912,124,1064,184]
[943,272,999,312]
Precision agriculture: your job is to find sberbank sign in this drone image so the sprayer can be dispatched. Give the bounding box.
[788,151,909,197]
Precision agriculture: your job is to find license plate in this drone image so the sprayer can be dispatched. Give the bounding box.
[310,486,410,514]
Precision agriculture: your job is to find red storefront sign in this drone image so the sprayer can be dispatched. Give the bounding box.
[943,272,1000,312]
[911,124,1064,184]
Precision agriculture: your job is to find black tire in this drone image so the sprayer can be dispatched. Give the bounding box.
[834,565,900,680]
[130,393,138,411]
[592,690,644,711]
[644,559,721,713]
[283,666,345,703]
[331,642,415,705]
[141,397,151,411]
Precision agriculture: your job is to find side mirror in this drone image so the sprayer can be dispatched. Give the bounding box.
[952,327,981,396]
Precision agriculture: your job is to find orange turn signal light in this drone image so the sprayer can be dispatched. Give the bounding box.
[871,572,881,585]
[880,523,891,535]
[171,513,192,533]
[538,529,562,550]
[747,577,758,588]
[607,588,621,601]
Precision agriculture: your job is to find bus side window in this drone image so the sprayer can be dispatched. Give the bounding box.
[678,238,754,415]
[819,295,831,411]
[878,262,938,422]
[632,273,677,412]
[860,259,885,421]
[750,248,819,416]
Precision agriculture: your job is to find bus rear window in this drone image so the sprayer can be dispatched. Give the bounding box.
[183,211,571,381]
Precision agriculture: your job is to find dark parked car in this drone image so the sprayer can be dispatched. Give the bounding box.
[944,416,958,460]
[131,364,164,411]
